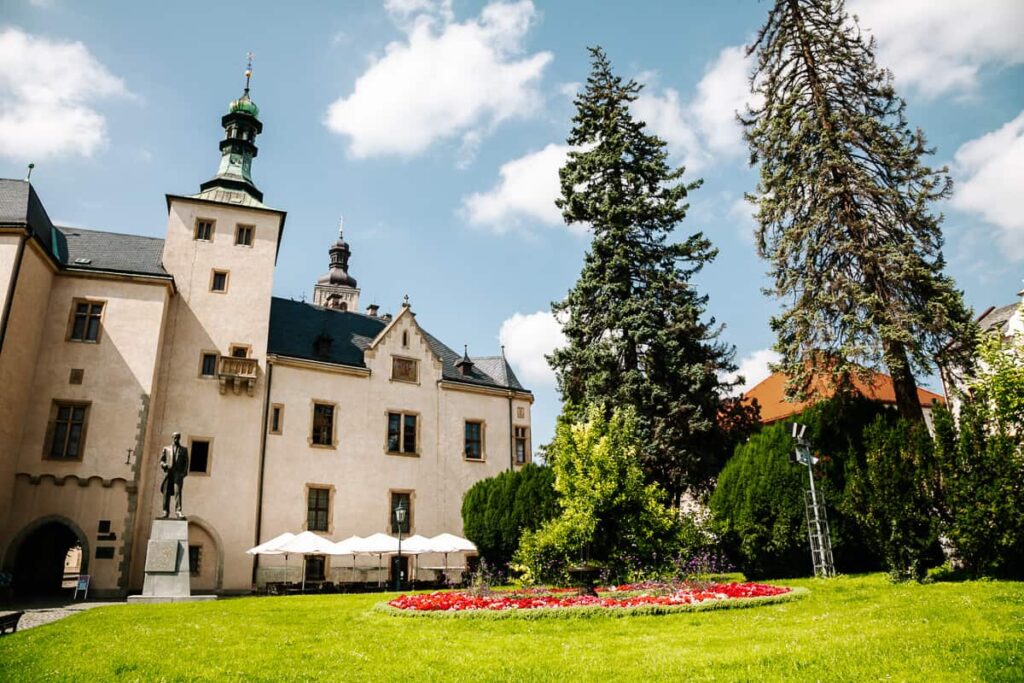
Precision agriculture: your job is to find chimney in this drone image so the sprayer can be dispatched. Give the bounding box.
[366,303,379,318]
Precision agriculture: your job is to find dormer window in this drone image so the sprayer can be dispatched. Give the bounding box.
[314,334,333,359]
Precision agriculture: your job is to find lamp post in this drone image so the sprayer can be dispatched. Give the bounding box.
[394,501,407,591]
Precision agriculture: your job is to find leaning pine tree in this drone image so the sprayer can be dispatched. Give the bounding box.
[550,47,756,502]
[743,0,975,420]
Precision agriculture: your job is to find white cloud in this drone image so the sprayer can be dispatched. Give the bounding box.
[728,196,757,245]
[633,44,753,172]
[849,0,1024,98]
[0,27,128,160]
[498,310,566,387]
[461,143,571,233]
[722,348,780,395]
[951,111,1024,260]
[325,1,552,159]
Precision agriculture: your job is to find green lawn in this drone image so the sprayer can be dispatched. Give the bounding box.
[1,574,1021,682]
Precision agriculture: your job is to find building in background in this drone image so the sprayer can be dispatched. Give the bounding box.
[0,79,531,597]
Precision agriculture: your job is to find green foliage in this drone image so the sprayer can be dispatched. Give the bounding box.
[550,46,757,500]
[461,464,558,573]
[744,0,975,419]
[844,417,942,581]
[931,401,1024,579]
[972,312,1024,430]
[513,405,681,585]
[709,396,887,578]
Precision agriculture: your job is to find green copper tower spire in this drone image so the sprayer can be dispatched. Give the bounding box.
[199,53,264,202]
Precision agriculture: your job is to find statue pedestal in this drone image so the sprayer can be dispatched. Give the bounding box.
[127,518,216,604]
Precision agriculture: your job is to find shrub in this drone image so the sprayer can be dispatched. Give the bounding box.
[513,406,681,585]
[709,396,886,579]
[461,464,558,574]
[931,401,1024,579]
[844,417,942,581]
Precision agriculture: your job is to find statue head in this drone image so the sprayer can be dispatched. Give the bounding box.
[172,432,181,444]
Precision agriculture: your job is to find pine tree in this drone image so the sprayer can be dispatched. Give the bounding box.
[549,47,755,501]
[743,0,975,420]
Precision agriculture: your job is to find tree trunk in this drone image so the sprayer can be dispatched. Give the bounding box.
[883,339,924,422]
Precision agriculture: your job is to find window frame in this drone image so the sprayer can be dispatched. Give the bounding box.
[43,400,91,461]
[199,351,219,378]
[390,356,419,384]
[210,269,230,294]
[385,410,420,456]
[514,425,530,465]
[269,403,284,435]
[188,436,213,476]
[66,298,105,344]
[388,490,414,535]
[194,218,215,241]
[305,484,333,533]
[234,224,255,247]
[229,343,251,359]
[308,400,337,449]
[463,419,485,462]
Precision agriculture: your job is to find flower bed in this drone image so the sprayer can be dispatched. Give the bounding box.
[383,581,802,619]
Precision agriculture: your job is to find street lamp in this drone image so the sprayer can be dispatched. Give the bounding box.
[394,501,407,591]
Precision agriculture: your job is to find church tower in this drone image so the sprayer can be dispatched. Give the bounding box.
[313,221,360,311]
[198,55,264,202]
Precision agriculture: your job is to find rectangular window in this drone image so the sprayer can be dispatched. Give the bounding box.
[47,401,89,460]
[195,219,214,241]
[235,224,254,246]
[69,368,84,385]
[200,353,218,377]
[210,270,228,293]
[230,345,249,358]
[194,219,214,241]
[515,426,529,465]
[189,439,211,474]
[391,357,418,383]
[270,404,284,435]
[390,491,412,534]
[189,544,202,576]
[311,403,335,447]
[464,421,483,460]
[68,300,104,342]
[95,547,115,560]
[386,412,417,454]
[307,487,330,532]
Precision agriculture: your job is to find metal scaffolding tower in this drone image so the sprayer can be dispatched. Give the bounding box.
[789,423,835,578]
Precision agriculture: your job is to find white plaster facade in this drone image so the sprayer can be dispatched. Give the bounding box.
[0,90,531,597]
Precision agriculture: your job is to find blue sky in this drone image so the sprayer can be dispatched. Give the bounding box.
[2,0,1022,450]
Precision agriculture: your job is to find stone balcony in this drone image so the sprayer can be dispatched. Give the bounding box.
[218,356,258,396]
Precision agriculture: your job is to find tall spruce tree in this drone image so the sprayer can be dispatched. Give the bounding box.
[743,0,975,420]
[549,47,755,501]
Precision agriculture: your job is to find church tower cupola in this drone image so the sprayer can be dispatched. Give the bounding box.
[198,53,265,203]
[313,218,360,311]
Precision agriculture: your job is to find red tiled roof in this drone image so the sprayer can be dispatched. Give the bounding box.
[744,369,945,423]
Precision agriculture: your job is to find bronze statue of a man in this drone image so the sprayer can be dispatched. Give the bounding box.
[160,432,189,518]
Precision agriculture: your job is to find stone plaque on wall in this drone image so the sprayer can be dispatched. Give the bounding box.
[145,539,181,573]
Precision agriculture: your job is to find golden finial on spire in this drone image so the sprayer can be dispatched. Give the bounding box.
[244,51,254,94]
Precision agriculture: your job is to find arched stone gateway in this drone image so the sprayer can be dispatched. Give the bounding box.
[4,515,90,597]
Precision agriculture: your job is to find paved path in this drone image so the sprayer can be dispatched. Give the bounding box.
[2,600,122,632]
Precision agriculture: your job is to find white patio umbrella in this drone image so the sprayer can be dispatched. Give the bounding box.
[275,531,339,591]
[331,535,364,583]
[353,533,400,587]
[246,532,296,585]
[399,535,432,585]
[428,533,478,574]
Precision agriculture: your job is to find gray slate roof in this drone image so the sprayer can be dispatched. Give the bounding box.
[978,302,1019,335]
[1,178,168,278]
[57,227,168,277]
[268,297,529,393]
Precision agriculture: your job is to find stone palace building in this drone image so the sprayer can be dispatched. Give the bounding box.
[0,81,532,597]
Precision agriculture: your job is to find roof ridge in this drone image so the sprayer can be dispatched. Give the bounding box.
[57,225,165,242]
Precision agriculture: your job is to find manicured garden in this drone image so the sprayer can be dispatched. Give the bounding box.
[1,574,1021,681]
